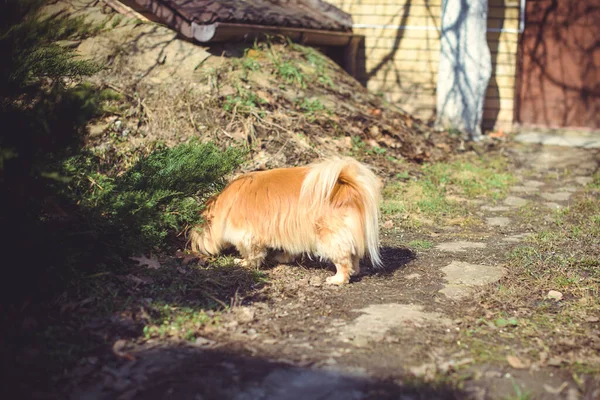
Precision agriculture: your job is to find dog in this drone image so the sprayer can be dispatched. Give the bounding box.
[189,157,382,285]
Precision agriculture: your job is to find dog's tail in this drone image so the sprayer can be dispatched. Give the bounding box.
[300,157,382,267]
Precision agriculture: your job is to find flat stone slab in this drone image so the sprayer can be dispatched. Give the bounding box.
[510,186,540,194]
[486,217,510,227]
[561,186,578,193]
[435,241,487,252]
[480,205,510,212]
[502,233,532,243]
[439,261,507,300]
[504,196,528,207]
[574,176,593,186]
[514,132,600,149]
[339,304,451,345]
[540,192,573,202]
[522,180,545,188]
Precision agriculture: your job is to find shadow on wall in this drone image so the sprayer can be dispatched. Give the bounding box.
[484,0,505,132]
[365,2,412,85]
[515,0,600,129]
[355,1,440,122]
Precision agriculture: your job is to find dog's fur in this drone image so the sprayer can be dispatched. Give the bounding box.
[189,157,382,285]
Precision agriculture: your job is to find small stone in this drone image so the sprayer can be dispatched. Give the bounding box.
[193,336,215,346]
[405,273,421,280]
[545,202,562,210]
[235,307,255,323]
[547,290,563,301]
[547,356,565,367]
[247,328,257,336]
[486,217,510,227]
[504,196,528,207]
[383,220,394,229]
[224,320,239,329]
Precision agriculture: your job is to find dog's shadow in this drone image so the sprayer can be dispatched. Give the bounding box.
[239,246,416,282]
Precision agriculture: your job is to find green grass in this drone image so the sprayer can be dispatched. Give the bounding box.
[381,154,516,226]
[381,199,406,216]
[504,381,533,400]
[408,240,434,250]
[143,303,215,341]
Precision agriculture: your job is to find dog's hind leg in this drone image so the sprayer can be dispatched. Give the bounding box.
[326,255,352,285]
[236,239,267,269]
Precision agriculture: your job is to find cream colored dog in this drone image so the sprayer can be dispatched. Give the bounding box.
[189,157,382,285]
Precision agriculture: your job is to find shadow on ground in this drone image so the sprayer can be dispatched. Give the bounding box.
[67,345,464,400]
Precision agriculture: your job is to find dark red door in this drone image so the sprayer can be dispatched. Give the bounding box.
[517,0,600,129]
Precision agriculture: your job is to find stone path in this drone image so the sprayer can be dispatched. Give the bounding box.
[69,145,599,400]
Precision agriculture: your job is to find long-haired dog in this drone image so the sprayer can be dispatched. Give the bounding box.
[189,157,382,285]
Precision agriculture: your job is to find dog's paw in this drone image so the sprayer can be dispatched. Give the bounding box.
[234,258,249,267]
[325,274,350,285]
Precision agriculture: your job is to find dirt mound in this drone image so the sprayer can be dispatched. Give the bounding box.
[64,1,461,176]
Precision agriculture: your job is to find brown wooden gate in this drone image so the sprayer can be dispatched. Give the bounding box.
[516,0,600,130]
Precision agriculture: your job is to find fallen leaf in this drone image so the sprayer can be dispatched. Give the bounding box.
[539,350,549,364]
[543,382,568,394]
[111,339,136,361]
[489,128,505,138]
[192,336,216,347]
[547,290,563,301]
[507,355,530,369]
[435,143,451,152]
[383,220,394,229]
[130,255,161,269]
[585,316,599,323]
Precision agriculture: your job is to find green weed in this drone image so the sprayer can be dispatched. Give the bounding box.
[223,87,269,116]
[408,240,434,250]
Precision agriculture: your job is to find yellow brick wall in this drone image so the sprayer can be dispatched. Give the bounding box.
[329,0,521,131]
